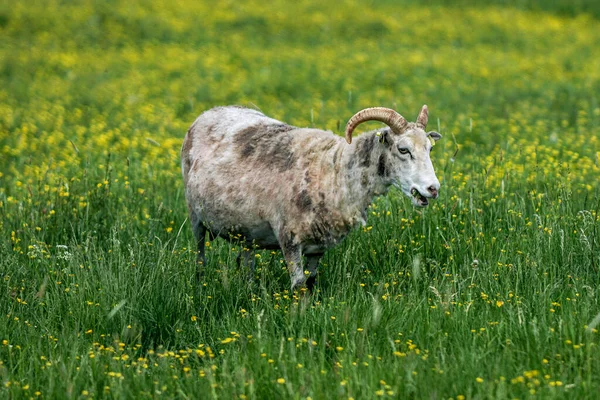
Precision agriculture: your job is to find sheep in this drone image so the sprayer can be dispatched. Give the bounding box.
[181,105,442,291]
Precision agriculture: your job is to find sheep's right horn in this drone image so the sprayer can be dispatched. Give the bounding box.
[416,104,428,129]
[344,107,408,144]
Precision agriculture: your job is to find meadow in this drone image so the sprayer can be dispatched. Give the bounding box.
[1,0,600,398]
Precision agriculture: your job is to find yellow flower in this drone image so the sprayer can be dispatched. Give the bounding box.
[277,378,285,384]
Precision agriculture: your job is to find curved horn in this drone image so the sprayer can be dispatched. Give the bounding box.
[344,107,408,144]
[416,104,428,129]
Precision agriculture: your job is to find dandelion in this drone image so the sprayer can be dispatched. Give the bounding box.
[277,378,285,384]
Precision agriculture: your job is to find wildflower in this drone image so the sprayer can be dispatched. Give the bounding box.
[277,378,285,384]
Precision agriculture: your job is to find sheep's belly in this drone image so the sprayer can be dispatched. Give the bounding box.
[214,220,280,250]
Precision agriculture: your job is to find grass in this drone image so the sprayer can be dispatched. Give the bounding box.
[1,0,600,398]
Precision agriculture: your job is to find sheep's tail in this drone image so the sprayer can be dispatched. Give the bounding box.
[181,125,196,182]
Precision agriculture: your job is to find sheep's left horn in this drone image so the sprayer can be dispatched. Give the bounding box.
[345,107,408,144]
[416,104,428,129]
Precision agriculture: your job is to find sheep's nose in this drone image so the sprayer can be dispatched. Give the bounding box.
[427,185,438,198]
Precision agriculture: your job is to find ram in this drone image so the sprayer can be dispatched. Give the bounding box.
[181,105,442,290]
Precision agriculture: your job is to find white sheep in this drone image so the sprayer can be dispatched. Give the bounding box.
[181,105,442,290]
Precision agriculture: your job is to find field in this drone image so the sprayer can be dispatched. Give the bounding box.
[1,0,600,398]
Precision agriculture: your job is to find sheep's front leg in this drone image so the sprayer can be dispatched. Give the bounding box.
[305,254,322,291]
[280,240,306,291]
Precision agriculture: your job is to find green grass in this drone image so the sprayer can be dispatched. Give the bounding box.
[1,0,600,398]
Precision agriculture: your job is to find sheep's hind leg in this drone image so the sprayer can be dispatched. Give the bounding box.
[236,245,256,282]
[190,213,207,287]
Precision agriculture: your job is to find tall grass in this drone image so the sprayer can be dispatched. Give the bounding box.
[1,0,599,398]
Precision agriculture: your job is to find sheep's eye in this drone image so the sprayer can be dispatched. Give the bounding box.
[398,147,410,155]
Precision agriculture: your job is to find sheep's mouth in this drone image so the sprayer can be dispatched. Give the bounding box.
[411,188,429,207]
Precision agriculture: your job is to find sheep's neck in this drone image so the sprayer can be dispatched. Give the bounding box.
[336,132,391,223]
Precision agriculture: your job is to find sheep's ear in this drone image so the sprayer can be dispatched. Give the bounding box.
[427,131,442,142]
[376,129,391,146]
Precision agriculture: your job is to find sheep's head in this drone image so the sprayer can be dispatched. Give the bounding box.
[345,105,442,207]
